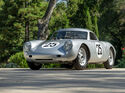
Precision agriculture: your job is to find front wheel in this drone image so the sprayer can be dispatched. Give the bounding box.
[74,46,88,70]
[27,62,42,70]
[104,49,114,69]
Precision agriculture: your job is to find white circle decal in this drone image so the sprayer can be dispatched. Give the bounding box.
[95,43,103,58]
[42,42,59,48]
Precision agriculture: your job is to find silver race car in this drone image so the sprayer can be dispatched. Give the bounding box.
[23,28,116,70]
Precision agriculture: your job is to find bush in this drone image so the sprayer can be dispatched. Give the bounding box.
[7,52,60,68]
[116,48,125,68]
[87,64,104,69]
[8,52,28,68]
[42,63,61,68]
[0,62,6,68]
[5,63,18,68]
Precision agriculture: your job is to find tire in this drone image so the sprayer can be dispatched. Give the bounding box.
[74,45,88,70]
[27,62,42,70]
[104,49,114,69]
[61,64,73,69]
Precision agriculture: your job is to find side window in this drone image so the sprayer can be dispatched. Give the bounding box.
[90,32,97,40]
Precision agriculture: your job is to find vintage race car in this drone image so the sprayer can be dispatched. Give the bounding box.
[23,28,116,70]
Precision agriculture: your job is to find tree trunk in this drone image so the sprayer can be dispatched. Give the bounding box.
[24,0,29,42]
[38,0,56,40]
[25,21,29,42]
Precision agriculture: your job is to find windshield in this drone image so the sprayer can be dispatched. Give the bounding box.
[50,31,88,40]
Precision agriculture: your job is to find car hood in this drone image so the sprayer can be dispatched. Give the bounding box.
[40,39,68,48]
[31,39,69,54]
[31,39,87,54]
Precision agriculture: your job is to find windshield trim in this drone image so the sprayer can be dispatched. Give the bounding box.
[50,31,88,40]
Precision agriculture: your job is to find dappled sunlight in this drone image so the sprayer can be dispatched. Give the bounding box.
[0,68,125,93]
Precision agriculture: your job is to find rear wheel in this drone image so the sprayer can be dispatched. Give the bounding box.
[74,45,88,70]
[27,62,42,70]
[104,49,114,69]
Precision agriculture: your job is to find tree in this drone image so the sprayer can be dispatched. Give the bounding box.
[98,0,125,64]
[0,0,4,10]
[19,0,48,41]
[0,0,47,62]
[49,2,69,36]
[67,0,100,37]
[38,0,56,40]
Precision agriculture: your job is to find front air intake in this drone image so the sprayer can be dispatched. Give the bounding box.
[29,55,32,58]
[56,55,61,57]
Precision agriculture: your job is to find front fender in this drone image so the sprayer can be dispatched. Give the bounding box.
[71,40,87,60]
[29,40,45,50]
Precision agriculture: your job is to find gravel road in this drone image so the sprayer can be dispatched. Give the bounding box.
[0,68,125,93]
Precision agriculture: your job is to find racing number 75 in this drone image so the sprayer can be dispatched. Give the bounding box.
[96,44,102,55]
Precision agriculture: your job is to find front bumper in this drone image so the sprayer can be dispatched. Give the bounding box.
[24,51,76,63]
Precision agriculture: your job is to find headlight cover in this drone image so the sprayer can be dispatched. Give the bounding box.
[23,42,31,52]
[63,40,73,51]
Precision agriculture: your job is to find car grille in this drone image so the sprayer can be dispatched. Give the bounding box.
[35,59,53,60]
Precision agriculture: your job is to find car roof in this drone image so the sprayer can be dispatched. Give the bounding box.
[57,28,92,33]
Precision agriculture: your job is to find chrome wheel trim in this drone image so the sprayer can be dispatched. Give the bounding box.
[78,48,87,66]
[109,50,114,66]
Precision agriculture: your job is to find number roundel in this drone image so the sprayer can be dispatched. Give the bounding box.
[42,42,60,48]
[95,42,103,58]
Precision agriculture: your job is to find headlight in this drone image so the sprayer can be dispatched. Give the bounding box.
[23,42,31,52]
[63,40,72,51]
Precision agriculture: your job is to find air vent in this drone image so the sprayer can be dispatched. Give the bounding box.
[35,59,53,60]
[57,55,61,57]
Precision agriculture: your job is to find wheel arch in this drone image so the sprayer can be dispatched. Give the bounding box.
[110,47,116,59]
[81,43,91,61]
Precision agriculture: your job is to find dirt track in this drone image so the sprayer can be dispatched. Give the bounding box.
[0,68,125,93]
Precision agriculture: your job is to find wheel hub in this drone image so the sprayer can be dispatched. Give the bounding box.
[78,48,87,66]
[109,51,114,66]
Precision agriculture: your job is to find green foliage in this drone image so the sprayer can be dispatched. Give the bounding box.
[94,16,99,38]
[0,0,47,62]
[49,2,69,36]
[66,0,79,18]
[67,0,100,37]
[98,0,125,63]
[0,0,4,10]
[0,63,6,68]
[87,64,104,69]
[18,0,48,40]
[8,52,28,68]
[42,63,61,68]
[8,52,61,68]
[84,7,93,30]
[5,63,18,68]
[116,49,125,68]
[67,0,84,27]
[117,57,125,68]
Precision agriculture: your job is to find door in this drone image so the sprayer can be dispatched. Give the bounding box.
[89,32,105,62]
